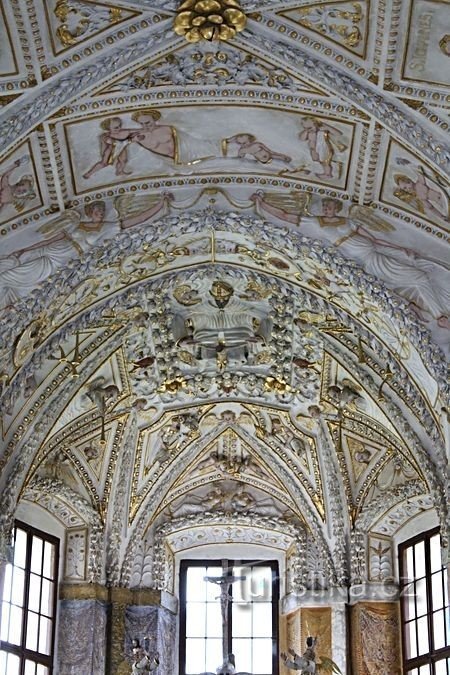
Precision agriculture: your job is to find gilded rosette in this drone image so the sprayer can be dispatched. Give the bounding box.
[174,0,247,42]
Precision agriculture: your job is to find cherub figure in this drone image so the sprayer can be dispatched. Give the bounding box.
[298,117,347,179]
[83,117,135,179]
[223,134,292,165]
[0,156,36,214]
[393,164,449,222]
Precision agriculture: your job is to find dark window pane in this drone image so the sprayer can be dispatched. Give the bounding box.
[186,567,206,602]
[26,611,39,651]
[38,615,52,655]
[205,638,222,672]
[14,529,27,569]
[185,638,205,673]
[42,542,55,580]
[0,603,10,642]
[433,609,446,650]
[232,637,252,672]
[417,615,429,654]
[232,602,252,637]
[435,659,447,675]
[405,547,414,580]
[40,579,54,617]
[8,605,23,645]
[205,602,222,638]
[2,565,12,603]
[185,602,206,637]
[432,572,445,611]
[253,603,273,637]
[253,638,274,674]
[31,537,43,575]
[430,534,441,573]
[415,541,425,578]
[25,660,36,675]
[416,578,428,617]
[406,620,417,659]
[11,567,25,607]
[28,573,42,613]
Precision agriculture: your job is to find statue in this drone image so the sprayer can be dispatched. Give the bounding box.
[281,637,341,673]
[173,279,271,371]
[131,638,159,674]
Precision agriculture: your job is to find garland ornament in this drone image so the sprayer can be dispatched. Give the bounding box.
[174,0,247,42]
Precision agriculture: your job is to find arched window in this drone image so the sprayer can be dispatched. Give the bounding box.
[179,559,279,675]
[399,528,450,675]
[0,521,59,675]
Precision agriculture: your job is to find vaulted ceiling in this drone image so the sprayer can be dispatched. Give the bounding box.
[0,0,448,589]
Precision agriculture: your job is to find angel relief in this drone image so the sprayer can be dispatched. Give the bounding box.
[0,154,37,221]
[0,193,171,312]
[251,192,450,331]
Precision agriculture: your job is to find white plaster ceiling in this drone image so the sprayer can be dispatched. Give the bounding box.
[0,0,448,588]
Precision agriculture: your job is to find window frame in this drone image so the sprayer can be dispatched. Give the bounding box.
[179,558,279,675]
[399,527,450,675]
[0,520,60,675]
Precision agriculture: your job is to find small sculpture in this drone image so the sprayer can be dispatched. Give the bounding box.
[281,637,341,673]
[131,638,159,674]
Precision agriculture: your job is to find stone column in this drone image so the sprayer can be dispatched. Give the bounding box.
[110,588,177,675]
[57,583,109,675]
[350,600,402,674]
[280,589,347,675]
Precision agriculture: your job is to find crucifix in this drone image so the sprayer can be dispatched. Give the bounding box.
[204,560,247,672]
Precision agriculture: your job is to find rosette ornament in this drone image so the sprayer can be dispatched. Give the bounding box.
[174,0,247,42]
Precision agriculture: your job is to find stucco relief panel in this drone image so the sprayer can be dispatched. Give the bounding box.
[0,140,43,226]
[60,105,357,194]
[402,0,450,87]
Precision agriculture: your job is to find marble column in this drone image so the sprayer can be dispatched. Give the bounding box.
[110,588,177,675]
[56,585,177,674]
[280,589,347,675]
[350,601,402,674]
[57,583,109,675]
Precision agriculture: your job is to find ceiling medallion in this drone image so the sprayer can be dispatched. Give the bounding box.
[174,0,247,42]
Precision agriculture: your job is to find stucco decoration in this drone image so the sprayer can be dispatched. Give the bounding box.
[0,7,448,665]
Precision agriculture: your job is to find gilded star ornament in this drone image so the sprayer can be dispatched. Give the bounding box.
[174,0,247,42]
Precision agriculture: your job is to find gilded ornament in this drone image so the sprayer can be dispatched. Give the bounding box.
[174,0,247,42]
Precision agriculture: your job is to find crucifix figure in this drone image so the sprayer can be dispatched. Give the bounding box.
[202,561,249,675]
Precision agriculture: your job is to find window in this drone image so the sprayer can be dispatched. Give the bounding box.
[0,521,59,675]
[399,528,450,675]
[179,559,279,675]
